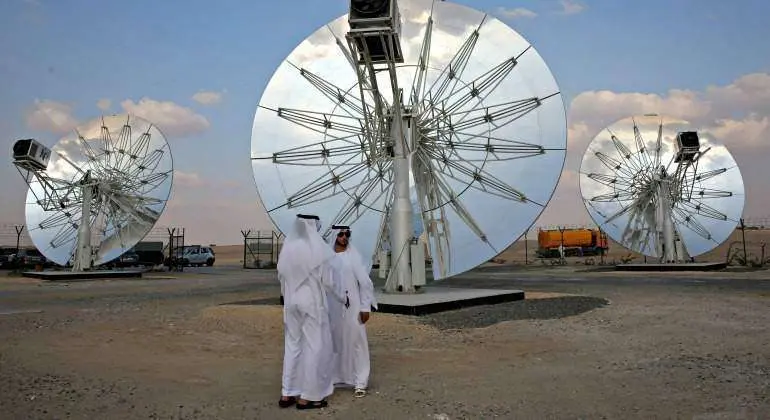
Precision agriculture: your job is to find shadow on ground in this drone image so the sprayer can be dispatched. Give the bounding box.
[224,295,610,330]
[419,296,610,330]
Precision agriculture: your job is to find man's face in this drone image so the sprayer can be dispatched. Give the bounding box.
[335,230,351,248]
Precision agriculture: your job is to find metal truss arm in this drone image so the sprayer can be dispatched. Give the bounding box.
[586,172,638,190]
[252,136,368,165]
[414,152,491,245]
[420,148,531,204]
[290,63,368,118]
[267,153,384,211]
[670,207,717,240]
[435,51,527,118]
[266,107,365,137]
[594,151,643,182]
[321,162,393,238]
[676,199,728,221]
[410,4,435,110]
[424,134,547,161]
[430,96,546,133]
[423,15,486,106]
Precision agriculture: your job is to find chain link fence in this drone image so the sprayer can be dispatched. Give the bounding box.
[241,229,283,269]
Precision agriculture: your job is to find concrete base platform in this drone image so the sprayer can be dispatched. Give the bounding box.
[615,262,727,272]
[22,270,143,281]
[375,286,525,316]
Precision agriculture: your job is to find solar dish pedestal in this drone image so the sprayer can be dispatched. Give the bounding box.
[615,262,727,272]
[22,270,143,281]
[375,286,525,316]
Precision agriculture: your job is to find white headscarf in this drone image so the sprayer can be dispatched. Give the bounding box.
[327,225,368,267]
[327,225,352,250]
[277,214,334,292]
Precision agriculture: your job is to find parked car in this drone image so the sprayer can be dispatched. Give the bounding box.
[105,251,140,268]
[15,248,46,268]
[169,246,216,267]
[0,247,16,268]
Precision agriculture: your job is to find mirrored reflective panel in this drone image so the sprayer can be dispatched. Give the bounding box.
[251,0,567,279]
[579,114,745,258]
[25,114,174,266]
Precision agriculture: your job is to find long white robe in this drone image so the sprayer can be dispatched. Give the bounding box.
[278,217,345,401]
[326,246,378,389]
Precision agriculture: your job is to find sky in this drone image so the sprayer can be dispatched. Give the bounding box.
[1,0,769,247]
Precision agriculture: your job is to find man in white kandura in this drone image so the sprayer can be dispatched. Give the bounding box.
[277,214,345,410]
[326,225,378,398]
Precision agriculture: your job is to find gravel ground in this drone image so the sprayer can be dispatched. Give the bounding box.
[1,268,769,419]
[421,296,610,330]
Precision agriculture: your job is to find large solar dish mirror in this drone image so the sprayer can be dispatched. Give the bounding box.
[579,114,744,261]
[251,0,566,289]
[13,114,173,269]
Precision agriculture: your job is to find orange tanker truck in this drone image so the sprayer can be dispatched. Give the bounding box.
[536,228,609,258]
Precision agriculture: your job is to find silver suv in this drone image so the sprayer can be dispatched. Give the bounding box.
[175,246,216,267]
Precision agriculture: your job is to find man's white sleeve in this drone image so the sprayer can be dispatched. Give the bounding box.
[321,263,346,303]
[354,257,377,311]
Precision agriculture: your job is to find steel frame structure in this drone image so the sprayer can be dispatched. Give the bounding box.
[584,118,732,262]
[13,116,171,270]
[252,0,562,291]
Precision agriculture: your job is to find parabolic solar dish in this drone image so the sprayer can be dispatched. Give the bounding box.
[579,114,745,259]
[24,114,173,266]
[251,0,566,278]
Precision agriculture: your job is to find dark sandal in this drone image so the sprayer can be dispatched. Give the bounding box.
[296,400,328,410]
[278,396,297,408]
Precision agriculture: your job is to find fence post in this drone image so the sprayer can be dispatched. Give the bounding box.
[241,230,251,269]
[740,218,747,266]
[14,225,25,256]
[599,227,606,265]
[523,229,528,265]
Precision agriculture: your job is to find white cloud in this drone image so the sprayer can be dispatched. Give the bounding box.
[534,71,770,229]
[568,89,711,146]
[96,98,111,111]
[496,7,538,19]
[191,90,224,106]
[120,97,210,137]
[567,73,770,154]
[558,0,585,15]
[706,73,770,116]
[707,114,770,149]
[25,99,79,134]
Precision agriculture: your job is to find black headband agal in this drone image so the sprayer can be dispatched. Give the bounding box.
[331,225,350,230]
[297,214,320,220]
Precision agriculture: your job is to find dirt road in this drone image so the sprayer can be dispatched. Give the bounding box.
[1,267,768,419]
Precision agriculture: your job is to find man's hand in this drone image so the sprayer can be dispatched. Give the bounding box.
[359,311,370,324]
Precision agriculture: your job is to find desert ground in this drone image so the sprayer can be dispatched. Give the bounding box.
[1,262,769,419]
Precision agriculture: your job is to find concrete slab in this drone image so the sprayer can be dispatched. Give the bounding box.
[0,309,43,316]
[615,262,727,272]
[22,270,143,281]
[375,286,525,316]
